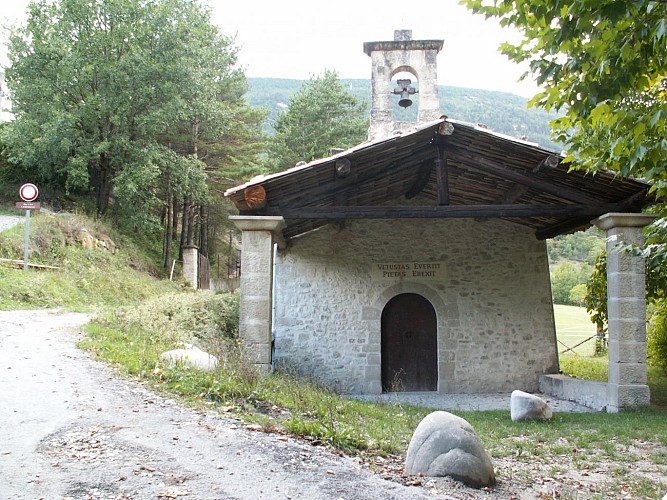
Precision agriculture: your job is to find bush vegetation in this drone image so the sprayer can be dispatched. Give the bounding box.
[0,212,177,310]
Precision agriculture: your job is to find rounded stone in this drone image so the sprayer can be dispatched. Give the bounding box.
[405,410,495,488]
[510,390,553,422]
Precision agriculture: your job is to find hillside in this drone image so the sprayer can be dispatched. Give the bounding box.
[245,77,562,151]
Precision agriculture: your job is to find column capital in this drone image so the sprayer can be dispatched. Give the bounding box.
[229,215,285,232]
[230,215,286,249]
[593,212,656,231]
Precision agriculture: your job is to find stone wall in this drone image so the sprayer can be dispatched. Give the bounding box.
[273,218,559,394]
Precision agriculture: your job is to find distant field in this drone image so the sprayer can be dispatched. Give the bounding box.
[553,304,598,356]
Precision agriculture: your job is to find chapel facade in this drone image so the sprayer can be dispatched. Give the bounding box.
[226,31,654,411]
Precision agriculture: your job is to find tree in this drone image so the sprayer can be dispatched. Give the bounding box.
[551,261,592,305]
[461,0,666,197]
[266,70,368,172]
[2,0,254,213]
[2,0,265,270]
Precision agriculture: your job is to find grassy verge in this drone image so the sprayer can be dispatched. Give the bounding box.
[80,293,667,498]
[0,211,178,310]
[554,304,598,355]
[560,353,667,409]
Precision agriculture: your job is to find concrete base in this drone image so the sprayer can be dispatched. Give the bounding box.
[539,374,607,411]
[606,383,650,413]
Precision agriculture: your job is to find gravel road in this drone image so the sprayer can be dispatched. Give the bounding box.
[0,309,449,500]
[0,214,23,232]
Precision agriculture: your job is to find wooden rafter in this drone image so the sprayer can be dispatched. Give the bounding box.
[436,146,450,206]
[275,203,629,220]
[451,149,601,205]
[492,155,561,205]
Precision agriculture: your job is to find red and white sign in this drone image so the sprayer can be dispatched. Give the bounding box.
[19,183,39,202]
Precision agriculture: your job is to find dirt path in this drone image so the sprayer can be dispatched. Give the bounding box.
[0,309,444,500]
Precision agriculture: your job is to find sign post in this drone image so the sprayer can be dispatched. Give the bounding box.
[17,183,39,271]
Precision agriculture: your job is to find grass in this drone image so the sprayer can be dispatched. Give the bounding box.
[554,304,598,356]
[79,293,667,498]
[0,211,179,310]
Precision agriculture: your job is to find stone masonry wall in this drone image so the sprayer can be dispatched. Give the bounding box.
[273,218,559,394]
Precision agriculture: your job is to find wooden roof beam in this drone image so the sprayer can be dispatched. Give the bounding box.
[493,155,561,205]
[534,188,651,240]
[275,203,627,220]
[452,149,601,205]
[277,147,436,208]
[436,146,450,205]
[405,160,434,199]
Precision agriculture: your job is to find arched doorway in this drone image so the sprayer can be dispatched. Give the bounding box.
[381,293,437,392]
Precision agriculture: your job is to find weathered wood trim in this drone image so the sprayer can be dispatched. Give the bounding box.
[493,154,562,205]
[275,203,627,220]
[535,189,650,240]
[436,147,450,206]
[280,156,427,209]
[453,149,601,204]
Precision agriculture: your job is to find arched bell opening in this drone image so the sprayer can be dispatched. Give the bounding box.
[391,69,419,123]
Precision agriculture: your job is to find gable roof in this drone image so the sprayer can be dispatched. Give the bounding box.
[225,118,652,241]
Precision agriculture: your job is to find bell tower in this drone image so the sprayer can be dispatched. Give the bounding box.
[363,30,444,140]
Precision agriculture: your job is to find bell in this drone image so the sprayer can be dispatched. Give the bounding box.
[398,90,413,108]
[393,78,417,108]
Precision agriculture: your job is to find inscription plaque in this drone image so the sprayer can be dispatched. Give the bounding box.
[371,261,445,281]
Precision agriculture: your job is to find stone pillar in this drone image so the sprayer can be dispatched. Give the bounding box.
[182,245,199,289]
[594,213,655,412]
[229,215,285,374]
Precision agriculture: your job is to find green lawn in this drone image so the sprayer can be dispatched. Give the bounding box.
[554,304,598,356]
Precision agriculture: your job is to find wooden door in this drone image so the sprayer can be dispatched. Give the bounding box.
[381,293,437,392]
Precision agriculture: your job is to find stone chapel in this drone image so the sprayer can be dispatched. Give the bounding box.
[225,30,654,412]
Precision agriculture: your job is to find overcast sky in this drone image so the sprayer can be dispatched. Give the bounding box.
[1,0,539,98]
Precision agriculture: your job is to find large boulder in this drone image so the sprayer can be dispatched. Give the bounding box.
[510,390,553,422]
[160,346,219,372]
[405,411,495,488]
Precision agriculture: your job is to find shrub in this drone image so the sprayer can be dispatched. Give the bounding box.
[648,302,667,372]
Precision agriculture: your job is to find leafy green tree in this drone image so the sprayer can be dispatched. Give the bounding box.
[2,0,258,218]
[266,70,368,172]
[461,0,666,196]
[547,228,605,265]
[551,261,592,305]
[2,0,265,270]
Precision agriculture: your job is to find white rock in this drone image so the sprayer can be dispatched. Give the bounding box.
[160,347,218,372]
[405,411,495,488]
[510,390,553,422]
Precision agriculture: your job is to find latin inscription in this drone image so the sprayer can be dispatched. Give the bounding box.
[371,261,445,281]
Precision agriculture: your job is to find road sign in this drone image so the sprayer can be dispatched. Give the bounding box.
[17,184,39,271]
[16,202,41,210]
[19,183,39,202]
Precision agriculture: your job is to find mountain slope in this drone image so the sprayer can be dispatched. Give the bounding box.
[245,77,561,151]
